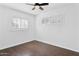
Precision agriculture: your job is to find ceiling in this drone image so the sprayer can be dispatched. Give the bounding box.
[0,3,75,15]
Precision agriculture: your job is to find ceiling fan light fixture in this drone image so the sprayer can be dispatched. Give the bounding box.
[26,3,49,11]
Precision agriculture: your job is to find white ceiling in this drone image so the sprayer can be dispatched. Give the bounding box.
[0,3,75,15]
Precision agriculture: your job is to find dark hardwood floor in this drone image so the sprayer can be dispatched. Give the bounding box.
[0,40,79,56]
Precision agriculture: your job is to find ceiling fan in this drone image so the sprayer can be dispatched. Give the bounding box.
[25,3,49,10]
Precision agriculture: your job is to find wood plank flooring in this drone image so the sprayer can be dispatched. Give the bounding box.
[0,40,79,56]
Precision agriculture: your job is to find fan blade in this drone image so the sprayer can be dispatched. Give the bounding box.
[25,3,34,6]
[39,3,49,6]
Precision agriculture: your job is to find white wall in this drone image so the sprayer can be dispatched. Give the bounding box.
[0,5,36,49]
[36,4,79,52]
